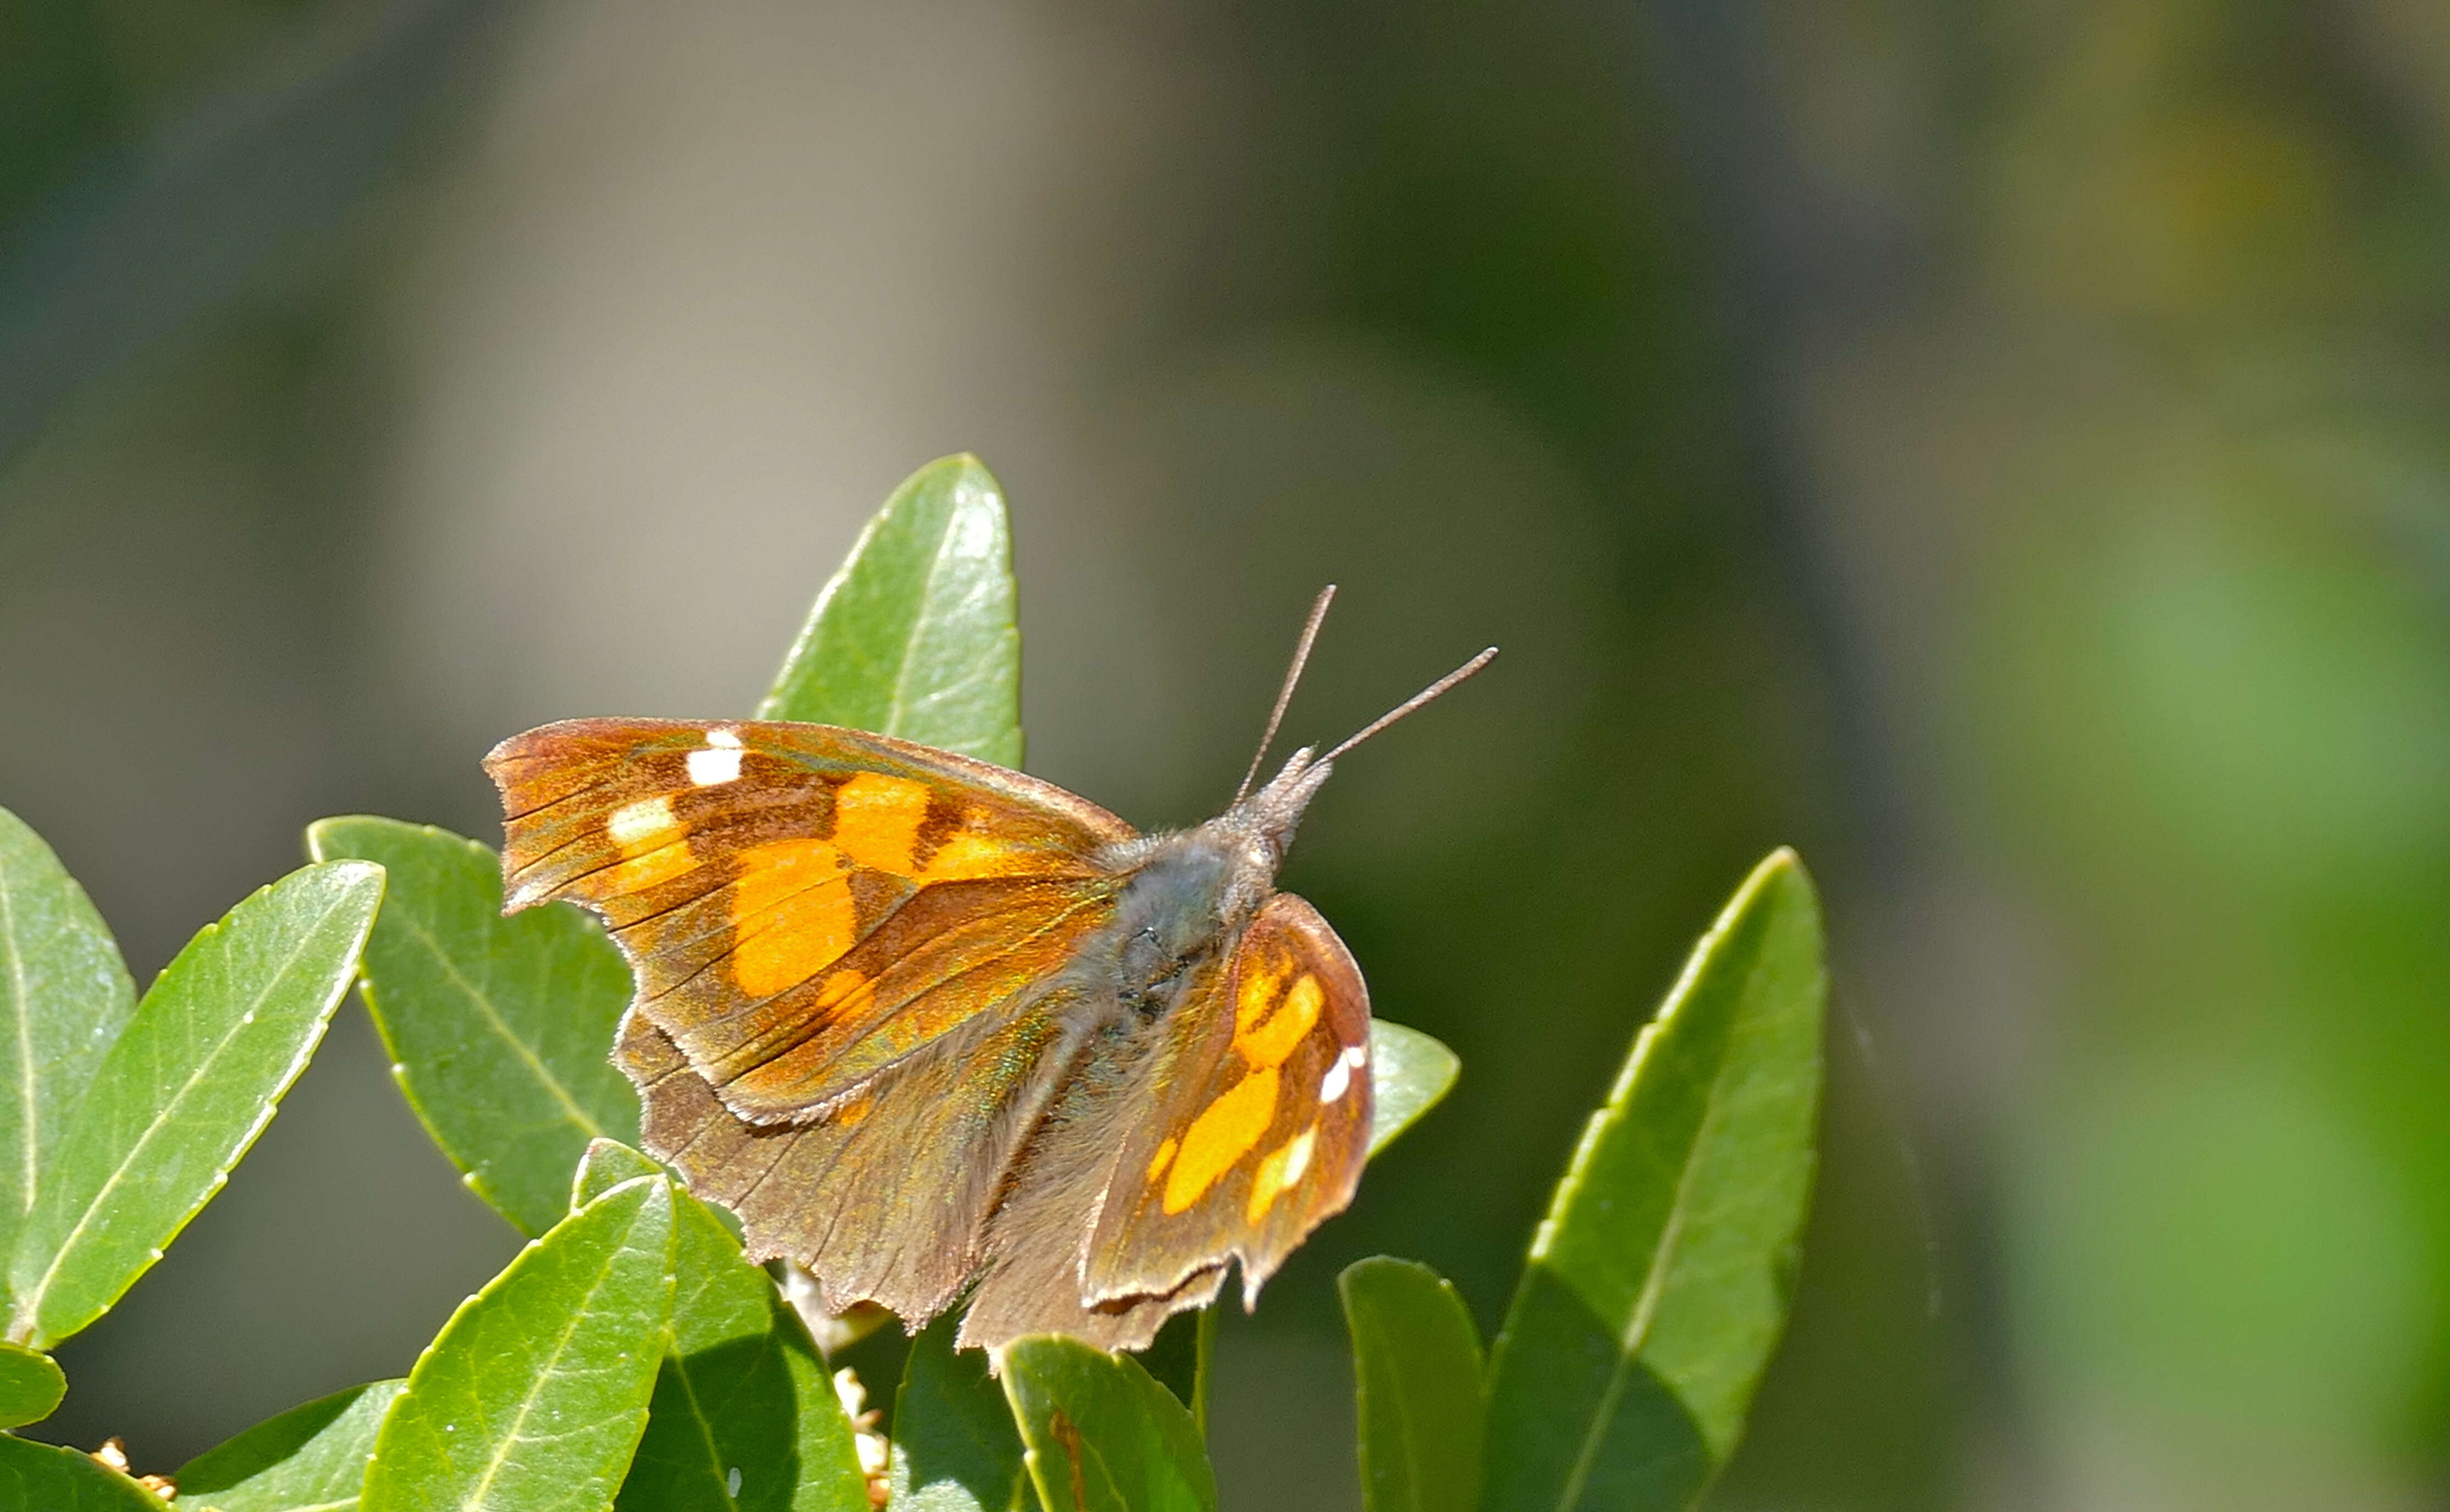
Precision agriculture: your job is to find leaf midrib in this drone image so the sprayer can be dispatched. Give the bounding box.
[1,854,35,1218]
[455,1206,649,1509]
[1546,967,1752,1512]
[387,908,609,1141]
[884,499,968,742]
[664,1314,753,1511]
[13,900,345,1337]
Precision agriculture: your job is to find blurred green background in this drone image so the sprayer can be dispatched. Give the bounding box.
[4,0,2448,1507]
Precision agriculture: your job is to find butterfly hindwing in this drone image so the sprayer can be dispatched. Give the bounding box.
[1088,893,1372,1307]
[952,969,1237,1353]
[487,718,1135,1119]
[619,1003,1081,1320]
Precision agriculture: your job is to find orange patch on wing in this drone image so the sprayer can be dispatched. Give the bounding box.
[602,841,696,894]
[1145,1135,1179,1181]
[587,794,696,894]
[830,773,932,872]
[1235,957,1293,1034]
[1245,1124,1318,1223]
[919,827,1031,882]
[729,968,878,1087]
[1162,1068,1279,1214]
[1234,973,1322,1070]
[729,839,858,997]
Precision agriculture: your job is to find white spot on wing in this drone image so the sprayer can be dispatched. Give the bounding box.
[705,726,743,748]
[687,747,743,786]
[1319,1056,1351,1104]
[1280,1128,1315,1186]
[608,796,676,847]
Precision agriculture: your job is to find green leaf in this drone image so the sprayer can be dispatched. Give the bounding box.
[571,1138,663,1212]
[616,1177,870,1512]
[0,1432,168,1509]
[998,1336,1216,1512]
[1135,1309,1213,1436]
[307,818,641,1237]
[361,1175,677,1512]
[1481,849,1826,1512]
[176,1379,406,1512]
[0,808,137,1292]
[1367,1021,1460,1158]
[758,454,1024,766]
[0,1338,65,1427]
[8,862,384,1349]
[888,1316,1032,1512]
[1339,1258,1485,1512]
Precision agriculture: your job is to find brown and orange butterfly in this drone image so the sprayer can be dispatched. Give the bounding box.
[484,588,1492,1352]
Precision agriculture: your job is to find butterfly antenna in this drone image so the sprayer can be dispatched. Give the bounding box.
[1319,646,1499,765]
[1235,584,1338,804]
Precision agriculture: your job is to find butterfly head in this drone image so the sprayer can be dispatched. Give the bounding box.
[1165,744,1325,935]
[1230,743,1336,860]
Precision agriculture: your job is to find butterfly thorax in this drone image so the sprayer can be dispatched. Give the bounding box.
[1089,746,1334,1018]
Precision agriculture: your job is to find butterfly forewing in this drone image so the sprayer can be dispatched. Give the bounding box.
[486,718,1135,1117]
[1081,892,1373,1308]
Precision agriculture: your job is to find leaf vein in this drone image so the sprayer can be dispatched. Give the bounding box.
[14,901,346,1331]
[387,911,608,1141]
[1548,1039,1737,1512]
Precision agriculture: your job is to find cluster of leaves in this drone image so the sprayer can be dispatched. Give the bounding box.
[0,456,1825,1512]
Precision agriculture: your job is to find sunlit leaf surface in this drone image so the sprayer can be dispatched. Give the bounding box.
[1340,1257,1484,1512]
[1366,1021,1460,1158]
[176,1379,405,1512]
[998,1336,1215,1512]
[309,818,639,1237]
[0,808,135,1299]
[1482,849,1825,1512]
[361,1175,676,1512]
[759,453,1023,766]
[570,1137,662,1212]
[0,1432,167,1509]
[0,1337,65,1427]
[8,862,383,1348]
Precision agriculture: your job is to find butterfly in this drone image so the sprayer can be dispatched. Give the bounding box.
[483,587,1493,1353]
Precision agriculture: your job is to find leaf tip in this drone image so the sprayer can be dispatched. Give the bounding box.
[934,449,1001,488]
[1365,1020,1462,1157]
[910,452,1010,529]
[302,815,343,862]
[1731,846,1821,924]
[323,857,388,890]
